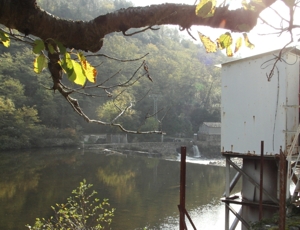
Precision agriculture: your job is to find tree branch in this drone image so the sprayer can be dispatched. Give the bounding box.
[0,0,277,53]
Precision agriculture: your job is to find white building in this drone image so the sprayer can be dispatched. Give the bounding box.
[221,47,300,230]
[221,48,299,155]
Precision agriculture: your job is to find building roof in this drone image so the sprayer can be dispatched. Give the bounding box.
[202,122,221,128]
[221,46,300,67]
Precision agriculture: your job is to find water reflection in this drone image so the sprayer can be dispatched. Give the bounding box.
[0,149,240,230]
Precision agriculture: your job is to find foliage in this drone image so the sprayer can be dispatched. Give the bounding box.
[198,31,255,57]
[26,179,115,230]
[140,117,159,132]
[250,205,300,230]
[97,89,136,122]
[0,97,42,150]
[0,44,82,149]
[0,0,229,143]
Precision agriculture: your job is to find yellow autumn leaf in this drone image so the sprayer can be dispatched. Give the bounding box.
[70,60,86,86]
[195,0,216,18]
[243,33,255,49]
[33,54,48,73]
[77,52,97,83]
[0,31,10,47]
[198,32,217,53]
[226,46,233,57]
[217,32,232,50]
[234,37,243,53]
[241,0,256,10]
[1,39,10,48]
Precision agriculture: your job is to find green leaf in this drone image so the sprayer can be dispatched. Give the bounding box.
[60,53,86,86]
[195,0,216,18]
[243,33,255,49]
[33,54,48,73]
[33,39,45,54]
[48,43,55,54]
[0,30,10,47]
[217,32,232,50]
[198,32,217,53]
[54,40,66,54]
[78,52,97,83]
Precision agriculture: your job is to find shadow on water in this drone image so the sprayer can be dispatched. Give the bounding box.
[0,148,240,230]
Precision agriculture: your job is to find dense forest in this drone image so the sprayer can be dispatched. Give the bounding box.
[0,0,230,150]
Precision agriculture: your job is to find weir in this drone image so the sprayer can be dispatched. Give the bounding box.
[220,47,300,230]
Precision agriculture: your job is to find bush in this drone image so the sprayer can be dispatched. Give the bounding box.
[26,179,115,230]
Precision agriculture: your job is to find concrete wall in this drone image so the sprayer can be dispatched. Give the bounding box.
[94,142,188,155]
[83,134,127,144]
[85,140,221,158]
[198,134,221,143]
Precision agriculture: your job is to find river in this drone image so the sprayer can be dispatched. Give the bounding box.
[0,148,240,230]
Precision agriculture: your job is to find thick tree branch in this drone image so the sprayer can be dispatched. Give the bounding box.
[0,0,276,52]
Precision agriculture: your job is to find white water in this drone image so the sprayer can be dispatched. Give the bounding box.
[192,145,201,157]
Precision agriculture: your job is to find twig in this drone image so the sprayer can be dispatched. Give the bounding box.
[85,53,149,62]
[123,26,160,36]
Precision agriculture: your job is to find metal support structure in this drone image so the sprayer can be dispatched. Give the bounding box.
[223,171,242,197]
[230,208,242,230]
[149,94,160,120]
[222,148,282,230]
[226,203,250,229]
[225,156,231,230]
[227,157,278,204]
[287,123,300,198]
[279,148,286,230]
[259,141,264,221]
[178,146,197,230]
[223,155,251,230]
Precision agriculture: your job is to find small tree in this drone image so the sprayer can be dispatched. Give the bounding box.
[26,179,115,230]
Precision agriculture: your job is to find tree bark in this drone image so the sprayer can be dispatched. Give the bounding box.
[0,0,276,52]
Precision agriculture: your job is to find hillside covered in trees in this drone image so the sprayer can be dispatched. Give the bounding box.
[0,0,230,150]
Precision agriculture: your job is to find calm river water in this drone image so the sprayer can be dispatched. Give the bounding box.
[0,148,240,230]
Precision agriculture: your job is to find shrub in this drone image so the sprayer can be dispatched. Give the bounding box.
[26,179,115,230]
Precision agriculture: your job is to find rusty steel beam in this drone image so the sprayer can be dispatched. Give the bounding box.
[279,148,286,230]
[179,146,186,230]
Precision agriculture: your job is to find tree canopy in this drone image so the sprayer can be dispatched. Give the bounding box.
[0,0,298,136]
